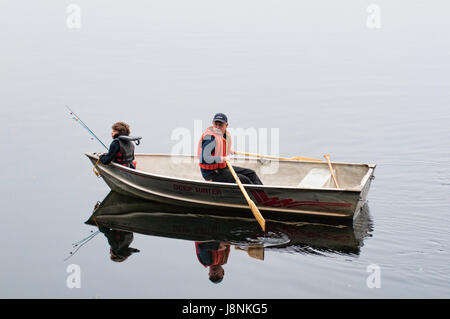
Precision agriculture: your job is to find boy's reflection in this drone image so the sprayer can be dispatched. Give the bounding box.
[99,226,140,262]
[195,241,230,284]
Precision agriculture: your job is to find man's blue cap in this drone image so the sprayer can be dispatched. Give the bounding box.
[213,113,228,123]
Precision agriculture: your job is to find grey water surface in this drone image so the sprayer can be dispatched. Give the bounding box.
[1,1,449,298]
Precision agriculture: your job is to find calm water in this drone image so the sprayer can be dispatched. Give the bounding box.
[1,1,450,298]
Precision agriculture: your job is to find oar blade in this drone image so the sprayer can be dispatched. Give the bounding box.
[248,245,265,260]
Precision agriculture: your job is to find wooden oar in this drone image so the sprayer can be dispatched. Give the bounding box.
[234,151,322,162]
[323,154,340,188]
[226,161,266,232]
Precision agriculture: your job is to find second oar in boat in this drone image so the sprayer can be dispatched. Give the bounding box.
[234,151,322,162]
[324,154,340,188]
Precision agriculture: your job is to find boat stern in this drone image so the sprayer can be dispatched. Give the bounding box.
[352,164,376,219]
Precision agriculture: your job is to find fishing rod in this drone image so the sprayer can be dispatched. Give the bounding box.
[64,230,101,261]
[64,202,104,261]
[65,104,108,150]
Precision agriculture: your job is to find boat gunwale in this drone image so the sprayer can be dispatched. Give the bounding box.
[86,153,374,193]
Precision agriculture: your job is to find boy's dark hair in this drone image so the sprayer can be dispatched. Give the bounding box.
[112,122,130,135]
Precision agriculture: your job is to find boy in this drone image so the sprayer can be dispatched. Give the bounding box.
[100,122,138,169]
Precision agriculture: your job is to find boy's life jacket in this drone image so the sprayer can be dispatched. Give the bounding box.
[114,135,142,166]
[100,135,141,168]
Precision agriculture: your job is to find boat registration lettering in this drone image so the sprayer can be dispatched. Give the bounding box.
[173,184,222,196]
[173,184,193,192]
[195,187,222,195]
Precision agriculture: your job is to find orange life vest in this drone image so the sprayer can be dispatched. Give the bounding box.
[197,126,231,170]
[195,242,230,267]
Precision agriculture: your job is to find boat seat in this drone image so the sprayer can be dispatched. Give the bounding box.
[297,168,332,188]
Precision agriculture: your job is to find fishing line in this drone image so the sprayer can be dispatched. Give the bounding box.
[71,230,100,246]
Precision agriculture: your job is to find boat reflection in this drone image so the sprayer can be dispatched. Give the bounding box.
[86,192,373,265]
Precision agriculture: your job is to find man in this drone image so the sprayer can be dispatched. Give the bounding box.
[99,122,140,169]
[195,241,230,284]
[198,113,263,185]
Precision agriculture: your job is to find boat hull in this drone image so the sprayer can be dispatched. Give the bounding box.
[86,153,375,221]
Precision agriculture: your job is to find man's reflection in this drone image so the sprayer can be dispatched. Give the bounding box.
[98,226,140,262]
[195,241,230,284]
